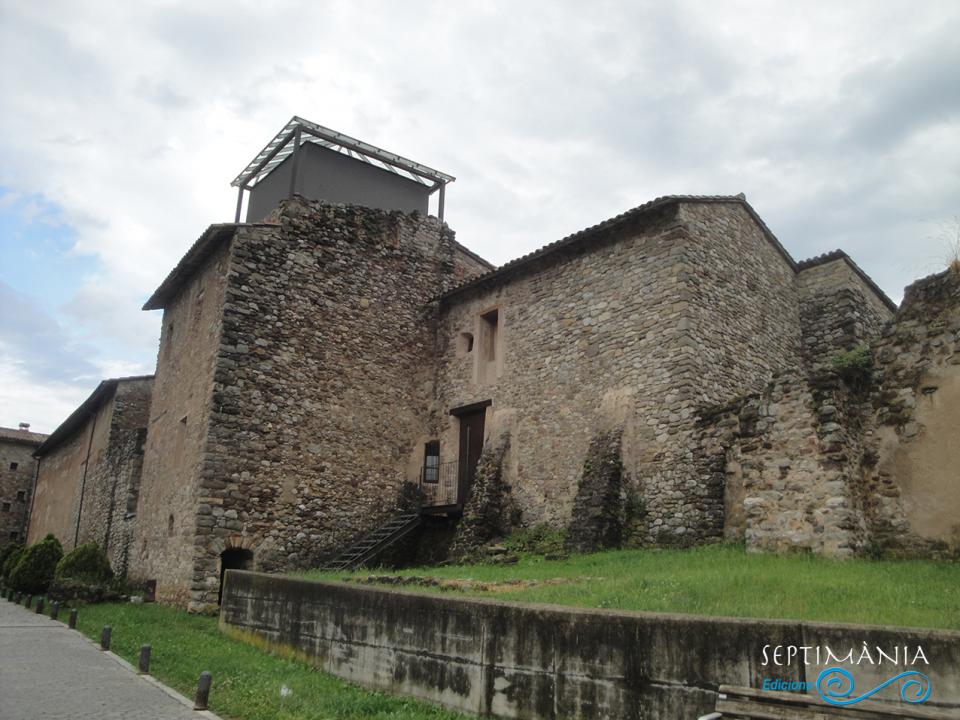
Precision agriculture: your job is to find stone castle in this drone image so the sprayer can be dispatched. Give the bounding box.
[22,118,960,609]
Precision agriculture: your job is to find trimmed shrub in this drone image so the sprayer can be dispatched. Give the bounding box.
[56,542,113,583]
[8,534,63,594]
[1,544,25,582]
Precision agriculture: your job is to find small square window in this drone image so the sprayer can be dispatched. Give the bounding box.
[9,462,18,470]
[8,531,17,540]
[1,502,9,512]
[16,490,26,502]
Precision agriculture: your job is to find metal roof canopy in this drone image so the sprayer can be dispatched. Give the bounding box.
[231,116,455,221]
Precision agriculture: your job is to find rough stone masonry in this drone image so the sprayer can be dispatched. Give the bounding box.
[26,190,960,609]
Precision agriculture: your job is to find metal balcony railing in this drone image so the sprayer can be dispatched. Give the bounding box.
[420,461,458,507]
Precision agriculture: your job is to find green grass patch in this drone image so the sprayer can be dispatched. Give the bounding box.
[298,544,960,630]
[72,602,466,720]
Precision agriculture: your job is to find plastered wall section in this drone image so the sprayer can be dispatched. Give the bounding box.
[28,398,114,550]
[131,239,232,604]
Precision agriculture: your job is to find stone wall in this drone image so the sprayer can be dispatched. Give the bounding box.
[82,379,152,576]
[135,198,474,609]
[434,199,808,547]
[132,238,233,605]
[27,379,152,569]
[28,398,114,551]
[861,269,960,556]
[221,572,960,719]
[696,268,959,558]
[0,433,44,543]
[797,253,894,369]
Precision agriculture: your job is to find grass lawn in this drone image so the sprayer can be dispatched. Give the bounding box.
[299,544,960,630]
[72,602,466,720]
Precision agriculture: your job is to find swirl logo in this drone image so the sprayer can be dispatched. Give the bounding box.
[816,667,932,706]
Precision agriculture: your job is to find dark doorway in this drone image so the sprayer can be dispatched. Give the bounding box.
[218,548,253,605]
[456,409,486,505]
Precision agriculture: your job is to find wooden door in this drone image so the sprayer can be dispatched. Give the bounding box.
[457,409,486,505]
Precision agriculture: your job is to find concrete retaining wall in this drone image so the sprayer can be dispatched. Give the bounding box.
[220,571,960,719]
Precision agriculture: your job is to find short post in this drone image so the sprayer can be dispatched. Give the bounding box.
[100,625,112,651]
[68,608,78,629]
[194,671,212,710]
[138,644,151,674]
[50,601,60,621]
[24,594,32,608]
[13,591,20,603]
[35,597,45,614]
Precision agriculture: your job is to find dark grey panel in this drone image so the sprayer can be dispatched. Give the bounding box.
[247,143,431,221]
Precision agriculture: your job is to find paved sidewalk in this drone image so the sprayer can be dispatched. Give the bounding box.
[0,598,215,720]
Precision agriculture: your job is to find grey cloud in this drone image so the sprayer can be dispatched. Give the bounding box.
[0,281,100,384]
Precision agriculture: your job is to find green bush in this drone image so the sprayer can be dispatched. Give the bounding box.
[8,534,63,594]
[831,344,874,389]
[503,524,566,556]
[56,541,114,583]
[1,544,25,582]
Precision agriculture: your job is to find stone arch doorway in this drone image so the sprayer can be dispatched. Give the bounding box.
[218,548,253,605]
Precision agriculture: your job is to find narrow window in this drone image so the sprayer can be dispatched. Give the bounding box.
[16,490,25,502]
[423,441,440,483]
[478,308,500,384]
[9,462,18,470]
[8,531,17,541]
[167,514,175,537]
[1,502,10,512]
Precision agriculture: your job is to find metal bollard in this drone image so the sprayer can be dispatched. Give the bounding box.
[194,671,212,710]
[68,608,78,629]
[24,594,32,609]
[138,644,151,674]
[50,601,59,621]
[100,626,112,651]
[35,597,44,614]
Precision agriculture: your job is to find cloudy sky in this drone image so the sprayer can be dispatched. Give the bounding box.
[1,1,958,433]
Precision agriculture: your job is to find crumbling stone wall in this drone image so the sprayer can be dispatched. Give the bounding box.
[0,432,45,543]
[697,269,959,558]
[450,433,513,558]
[565,430,624,553]
[859,269,960,556]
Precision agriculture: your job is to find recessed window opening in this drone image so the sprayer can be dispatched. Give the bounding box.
[423,440,440,483]
[16,490,25,502]
[9,462,18,470]
[167,514,175,537]
[1,502,10,512]
[480,309,498,362]
[457,332,474,357]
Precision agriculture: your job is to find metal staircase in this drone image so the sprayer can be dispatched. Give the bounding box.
[320,511,422,572]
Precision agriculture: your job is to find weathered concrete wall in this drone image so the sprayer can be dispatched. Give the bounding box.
[221,572,960,719]
[27,398,114,551]
[132,238,232,605]
[0,433,44,543]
